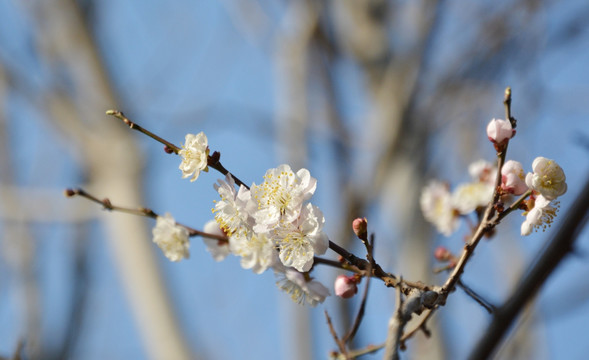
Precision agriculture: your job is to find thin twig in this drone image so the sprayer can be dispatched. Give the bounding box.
[65,188,228,242]
[106,110,181,153]
[106,110,250,189]
[325,310,348,359]
[328,240,427,291]
[343,234,375,343]
[400,308,434,343]
[438,88,516,302]
[347,343,385,358]
[457,280,496,314]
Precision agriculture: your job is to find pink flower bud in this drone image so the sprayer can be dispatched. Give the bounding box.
[352,217,368,240]
[501,160,528,195]
[486,118,515,145]
[334,275,358,299]
[434,246,451,262]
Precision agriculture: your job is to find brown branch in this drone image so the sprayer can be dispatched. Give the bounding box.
[438,87,514,303]
[106,110,250,189]
[324,310,348,359]
[65,188,228,242]
[328,240,427,291]
[106,110,181,153]
[343,234,375,344]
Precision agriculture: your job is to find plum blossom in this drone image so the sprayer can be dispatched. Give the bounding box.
[273,203,329,272]
[420,181,459,236]
[521,195,559,236]
[451,182,494,214]
[249,164,317,233]
[203,220,230,262]
[525,157,567,200]
[501,160,528,195]
[152,213,190,262]
[212,174,251,237]
[275,266,330,306]
[468,160,497,184]
[229,231,276,274]
[486,118,515,145]
[179,132,209,181]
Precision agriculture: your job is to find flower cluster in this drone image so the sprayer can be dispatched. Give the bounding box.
[211,164,330,305]
[420,117,567,239]
[420,160,495,236]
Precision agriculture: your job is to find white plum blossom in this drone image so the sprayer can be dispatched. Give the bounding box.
[521,195,559,236]
[420,181,459,236]
[203,220,230,262]
[229,231,276,274]
[486,118,515,145]
[213,174,251,237]
[468,160,497,184]
[249,164,317,233]
[451,182,494,214]
[152,213,190,262]
[179,132,209,182]
[525,157,567,201]
[273,203,329,272]
[501,160,528,195]
[274,266,330,306]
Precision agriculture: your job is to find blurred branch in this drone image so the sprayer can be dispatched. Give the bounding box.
[0,62,42,359]
[468,176,589,360]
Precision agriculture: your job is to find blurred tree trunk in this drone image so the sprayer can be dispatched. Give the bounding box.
[27,1,193,359]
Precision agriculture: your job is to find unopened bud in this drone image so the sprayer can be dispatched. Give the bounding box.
[434,246,452,262]
[352,217,368,241]
[486,118,515,146]
[64,189,76,197]
[334,275,358,299]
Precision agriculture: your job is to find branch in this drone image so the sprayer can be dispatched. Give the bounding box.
[106,110,181,153]
[325,310,348,359]
[383,283,406,360]
[468,175,589,360]
[106,110,250,189]
[343,234,375,344]
[457,280,496,314]
[65,188,228,242]
[438,87,515,302]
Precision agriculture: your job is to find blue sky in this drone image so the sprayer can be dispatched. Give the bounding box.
[1,1,589,359]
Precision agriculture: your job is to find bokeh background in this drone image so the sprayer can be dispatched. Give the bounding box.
[1,0,589,359]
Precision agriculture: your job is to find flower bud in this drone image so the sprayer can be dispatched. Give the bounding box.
[352,217,368,240]
[486,118,515,145]
[334,275,358,299]
[434,246,452,262]
[501,160,528,195]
